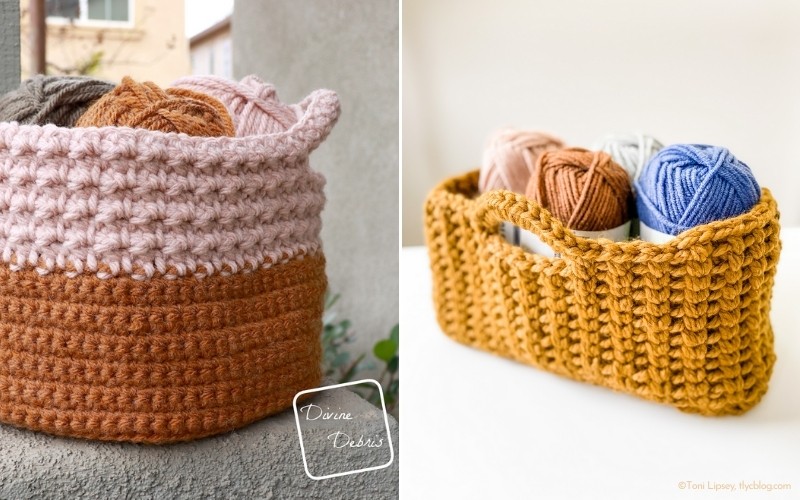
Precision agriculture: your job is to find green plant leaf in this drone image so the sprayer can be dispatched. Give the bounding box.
[387,355,398,373]
[322,310,337,325]
[374,339,397,362]
[324,292,340,310]
[333,352,350,368]
[390,324,399,344]
[78,51,104,76]
[340,353,366,383]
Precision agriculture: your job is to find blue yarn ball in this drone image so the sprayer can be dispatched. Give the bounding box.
[634,144,761,236]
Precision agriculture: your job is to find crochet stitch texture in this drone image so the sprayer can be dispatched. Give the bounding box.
[425,170,781,416]
[0,85,340,443]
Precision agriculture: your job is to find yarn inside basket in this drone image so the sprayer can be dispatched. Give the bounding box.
[0,75,114,127]
[525,148,632,232]
[75,76,235,136]
[479,129,564,194]
[592,132,663,183]
[634,144,761,236]
[172,74,300,136]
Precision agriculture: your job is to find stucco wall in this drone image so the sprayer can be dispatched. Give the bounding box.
[233,0,399,358]
[19,0,189,86]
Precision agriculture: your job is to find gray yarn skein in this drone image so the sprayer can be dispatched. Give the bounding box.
[0,75,115,127]
[592,133,664,183]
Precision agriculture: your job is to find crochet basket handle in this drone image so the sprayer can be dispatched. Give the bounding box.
[473,189,581,257]
[290,89,341,154]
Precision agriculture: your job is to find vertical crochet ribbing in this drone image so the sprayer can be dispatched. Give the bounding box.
[425,170,780,416]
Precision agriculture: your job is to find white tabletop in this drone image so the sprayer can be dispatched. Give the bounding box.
[401,231,800,500]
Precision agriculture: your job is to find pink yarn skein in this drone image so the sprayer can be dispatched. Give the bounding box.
[172,75,301,136]
[479,129,564,194]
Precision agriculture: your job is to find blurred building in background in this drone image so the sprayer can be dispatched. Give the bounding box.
[19,0,189,85]
[189,15,231,77]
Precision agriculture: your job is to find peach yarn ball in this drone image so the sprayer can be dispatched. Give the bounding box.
[479,129,564,193]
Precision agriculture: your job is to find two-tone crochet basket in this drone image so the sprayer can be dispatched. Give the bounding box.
[425,170,781,415]
[0,89,339,443]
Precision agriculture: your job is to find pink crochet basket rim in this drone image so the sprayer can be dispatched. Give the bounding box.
[0,87,337,279]
[0,88,340,162]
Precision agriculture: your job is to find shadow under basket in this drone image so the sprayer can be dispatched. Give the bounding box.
[424,170,782,416]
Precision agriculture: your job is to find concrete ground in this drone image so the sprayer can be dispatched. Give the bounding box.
[0,387,398,499]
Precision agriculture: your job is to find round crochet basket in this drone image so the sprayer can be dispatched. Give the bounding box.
[425,170,781,416]
[0,89,339,443]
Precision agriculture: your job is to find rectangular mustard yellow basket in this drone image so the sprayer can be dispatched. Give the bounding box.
[424,170,781,416]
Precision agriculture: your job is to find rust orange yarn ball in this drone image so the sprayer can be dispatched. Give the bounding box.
[525,148,632,231]
[76,76,235,136]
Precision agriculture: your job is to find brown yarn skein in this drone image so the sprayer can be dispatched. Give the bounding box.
[76,76,235,136]
[479,129,564,193]
[525,148,632,231]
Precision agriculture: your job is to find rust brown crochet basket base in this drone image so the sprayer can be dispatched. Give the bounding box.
[425,171,781,416]
[0,253,325,443]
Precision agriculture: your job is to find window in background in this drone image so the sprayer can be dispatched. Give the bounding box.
[45,0,79,18]
[46,0,132,25]
[88,0,129,21]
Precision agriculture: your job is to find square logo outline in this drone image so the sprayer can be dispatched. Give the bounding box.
[293,378,395,480]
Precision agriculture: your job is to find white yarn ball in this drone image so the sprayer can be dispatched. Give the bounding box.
[592,133,663,183]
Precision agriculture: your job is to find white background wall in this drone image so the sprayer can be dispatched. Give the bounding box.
[403,0,800,245]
